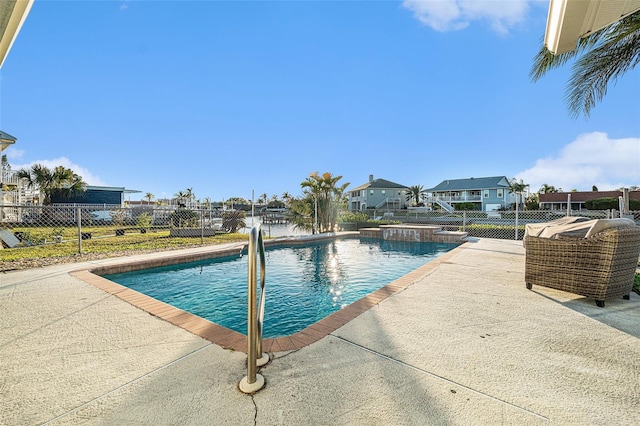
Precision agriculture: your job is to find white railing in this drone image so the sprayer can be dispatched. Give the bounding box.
[375,197,402,209]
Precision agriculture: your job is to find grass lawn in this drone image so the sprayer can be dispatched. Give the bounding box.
[1,228,248,264]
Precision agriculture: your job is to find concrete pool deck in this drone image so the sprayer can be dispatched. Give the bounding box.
[1,237,639,424]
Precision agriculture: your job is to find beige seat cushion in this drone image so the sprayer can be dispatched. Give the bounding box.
[527,217,636,239]
[524,216,591,238]
[584,218,636,238]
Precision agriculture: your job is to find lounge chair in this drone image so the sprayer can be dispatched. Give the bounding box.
[524,218,640,307]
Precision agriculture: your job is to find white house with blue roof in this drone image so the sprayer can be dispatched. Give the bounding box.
[426,176,516,212]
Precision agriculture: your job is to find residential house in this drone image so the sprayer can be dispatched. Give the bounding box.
[539,190,640,211]
[348,175,409,211]
[49,186,139,206]
[426,176,516,212]
[1,130,22,206]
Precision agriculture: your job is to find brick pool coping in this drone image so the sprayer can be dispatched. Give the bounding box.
[70,238,469,353]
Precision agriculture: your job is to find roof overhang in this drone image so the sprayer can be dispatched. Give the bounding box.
[545,0,640,55]
[1,129,18,152]
[0,0,34,68]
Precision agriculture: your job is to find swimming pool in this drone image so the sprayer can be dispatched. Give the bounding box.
[103,237,457,338]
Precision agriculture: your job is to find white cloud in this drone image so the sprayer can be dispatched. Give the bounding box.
[10,156,107,187]
[3,147,25,160]
[516,132,640,192]
[402,0,531,34]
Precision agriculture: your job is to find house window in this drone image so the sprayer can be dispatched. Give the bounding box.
[381,190,386,195]
[497,189,503,198]
[483,190,490,198]
[370,190,374,195]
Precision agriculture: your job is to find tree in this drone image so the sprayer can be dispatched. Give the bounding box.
[281,191,292,207]
[17,164,86,205]
[538,183,559,194]
[508,179,529,210]
[222,210,246,233]
[300,172,350,234]
[531,11,640,118]
[592,185,599,191]
[405,185,426,206]
[144,192,155,204]
[185,188,195,207]
[226,197,248,210]
[174,190,188,207]
[286,196,314,232]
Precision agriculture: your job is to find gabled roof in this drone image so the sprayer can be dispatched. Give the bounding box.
[427,176,510,192]
[350,178,408,192]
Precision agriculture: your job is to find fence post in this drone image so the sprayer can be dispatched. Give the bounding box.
[76,207,82,254]
[514,208,519,240]
[200,210,204,244]
[462,212,466,232]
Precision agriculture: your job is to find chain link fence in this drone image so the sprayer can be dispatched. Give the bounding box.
[339,208,639,240]
[2,204,639,267]
[0,204,247,254]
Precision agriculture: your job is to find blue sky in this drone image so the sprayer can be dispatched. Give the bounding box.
[1,0,638,202]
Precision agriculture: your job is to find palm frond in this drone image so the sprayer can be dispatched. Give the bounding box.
[566,14,640,117]
[532,11,640,117]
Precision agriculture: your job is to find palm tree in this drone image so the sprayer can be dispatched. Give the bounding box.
[301,172,350,233]
[531,11,640,118]
[174,190,188,207]
[508,179,529,211]
[405,185,427,206]
[538,183,559,194]
[144,192,155,204]
[17,164,86,205]
[185,188,195,207]
[281,191,292,207]
[286,196,314,232]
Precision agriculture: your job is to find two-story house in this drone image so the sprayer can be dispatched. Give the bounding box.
[348,175,409,211]
[426,176,516,212]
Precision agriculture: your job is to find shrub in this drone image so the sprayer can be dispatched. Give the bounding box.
[136,212,153,229]
[453,202,477,211]
[169,209,200,227]
[585,197,640,210]
[223,210,246,233]
[338,211,369,222]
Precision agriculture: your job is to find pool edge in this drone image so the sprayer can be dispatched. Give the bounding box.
[70,239,470,353]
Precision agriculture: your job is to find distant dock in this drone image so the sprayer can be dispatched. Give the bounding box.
[261,208,289,224]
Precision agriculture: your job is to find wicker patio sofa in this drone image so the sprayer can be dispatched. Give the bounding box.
[524,218,640,307]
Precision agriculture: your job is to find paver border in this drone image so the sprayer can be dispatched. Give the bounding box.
[71,238,470,353]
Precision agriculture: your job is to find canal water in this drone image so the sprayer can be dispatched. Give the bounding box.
[239,215,311,238]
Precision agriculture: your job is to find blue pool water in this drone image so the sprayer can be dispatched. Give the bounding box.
[104,237,456,338]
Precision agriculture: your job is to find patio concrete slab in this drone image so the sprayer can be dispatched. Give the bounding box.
[1,238,639,425]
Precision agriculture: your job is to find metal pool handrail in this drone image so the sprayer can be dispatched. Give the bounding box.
[239,224,269,393]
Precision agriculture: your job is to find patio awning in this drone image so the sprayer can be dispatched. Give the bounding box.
[0,0,34,68]
[545,0,640,54]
